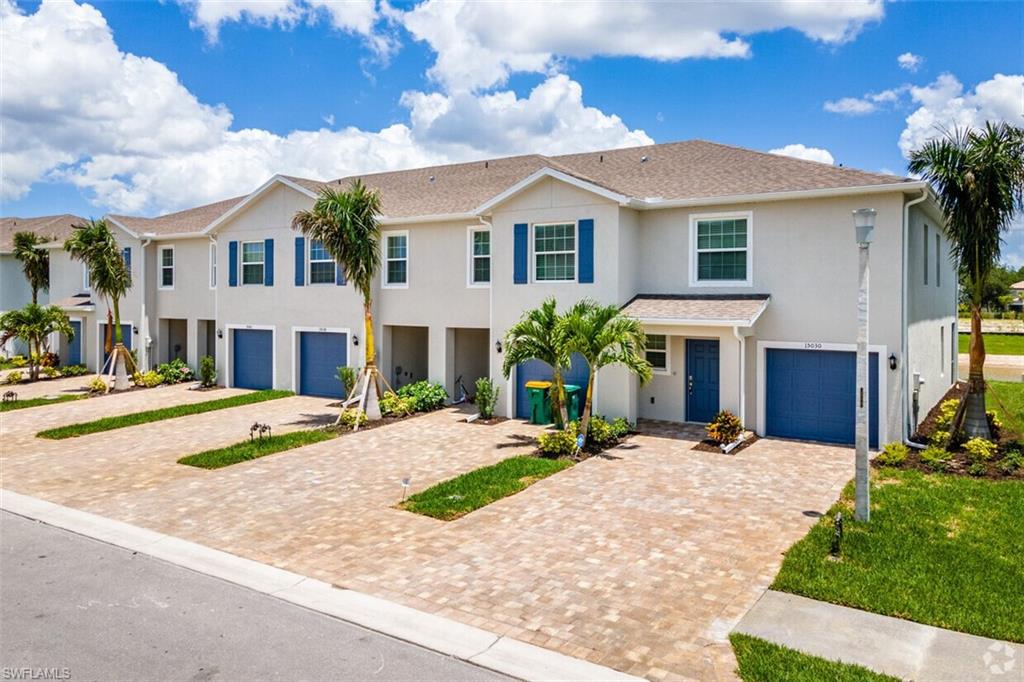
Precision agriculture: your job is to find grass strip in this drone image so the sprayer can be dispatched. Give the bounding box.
[178,429,335,469]
[37,389,293,439]
[959,333,1024,356]
[729,634,897,682]
[772,469,1024,643]
[988,380,1023,438]
[1,394,85,412]
[400,455,572,520]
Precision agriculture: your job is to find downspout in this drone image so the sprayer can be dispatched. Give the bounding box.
[902,189,928,446]
[478,215,505,414]
[140,237,152,370]
[209,235,219,370]
[733,326,746,426]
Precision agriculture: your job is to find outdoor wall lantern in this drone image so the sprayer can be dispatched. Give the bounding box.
[853,207,876,245]
[889,353,898,371]
[132,326,139,335]
[495,340,503,354]
[216,328,223,339]
[352,335,359,346]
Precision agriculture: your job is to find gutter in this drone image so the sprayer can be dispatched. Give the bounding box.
[628,182,928,211]
[901,189,928,444]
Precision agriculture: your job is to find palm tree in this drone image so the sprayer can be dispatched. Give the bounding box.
[292,180,385,422]
[12,231,50,304]
[502,298,573,427]
[562,299,652,444]
[909,122,1024,439]
[64,219,133,390]
[0,304,73,381]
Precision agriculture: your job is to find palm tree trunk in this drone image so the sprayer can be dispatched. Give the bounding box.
[953,304,991,439]
[579,375,595,445]
[364,299,376,368]
[551,371,569,428]
[361,298,381,420]
[110,297,129,391]
[29,336,40,381]
[31,288,37,305]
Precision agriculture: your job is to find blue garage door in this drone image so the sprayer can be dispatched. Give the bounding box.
[766,349,879,447]
[68,321,82,366]
[515,352,590,419]
[299,331,348,398]
[233,329,273,390]
[100,323,132,369]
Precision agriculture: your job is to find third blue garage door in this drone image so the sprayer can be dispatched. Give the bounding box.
[232,329,273,390]
[515,352,590,419]
[765,348,879,447]
[298,331,348,398]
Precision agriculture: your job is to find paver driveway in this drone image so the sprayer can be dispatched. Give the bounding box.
[2,398,853,681]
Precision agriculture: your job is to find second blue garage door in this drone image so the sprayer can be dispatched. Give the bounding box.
[298,331,348,398]
[232,329,273,390]
[515,352,590,419]
[765,348,879,447]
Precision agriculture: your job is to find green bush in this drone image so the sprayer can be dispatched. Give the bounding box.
[132,370,164,388]
[379,391,415,417]
[986,410,1003,437]
[4,370,24,385]
[920,445,953,472]
[156,358,192,384]
[41,366,60,378]
[935,399,959,430]
[86,376,108,393]
[963,437,998,463]
[339,408,368,428]
[199,355,217,388]
[876,442,909,466]
[968,462,988,476]
[475,377,499,419]
[538,421,578,457]
[7,355,27,368]
[706,410,743,445]
[997,449,1023,475]
[337,366,356,397]
[397,380,447,412]
[60,364,89,377]
[35,351,59,368]
[609,417,632,439]
[587,416,615,447]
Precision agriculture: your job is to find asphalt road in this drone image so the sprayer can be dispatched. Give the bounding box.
[0,511,510,682]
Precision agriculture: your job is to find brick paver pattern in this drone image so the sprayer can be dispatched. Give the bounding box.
[1,389,853,681]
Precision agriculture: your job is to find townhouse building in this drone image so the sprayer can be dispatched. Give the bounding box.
[3,140,957,446]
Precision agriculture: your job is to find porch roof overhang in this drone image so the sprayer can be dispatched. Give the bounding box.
[622,294,770,328]
[53,293,96,313]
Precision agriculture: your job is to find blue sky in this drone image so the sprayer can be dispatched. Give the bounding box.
[2,0,1022,264]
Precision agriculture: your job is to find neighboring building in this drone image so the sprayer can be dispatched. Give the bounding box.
[1011,281,1023,312]
[7,140,958,446]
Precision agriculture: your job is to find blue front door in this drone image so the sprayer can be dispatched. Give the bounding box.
[515,352,590,419]
[67,321,82,366]
[299,331,347,398]
[232,329,273,390]
[686,339,720,423]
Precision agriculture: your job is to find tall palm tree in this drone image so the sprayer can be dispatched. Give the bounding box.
[0,304,73,381]
[502,298,572,427]
[64,219,133,390]
[12,231,50,304]
[292,180,385,422]
[562,299,652,444]
[909,122,1024,439]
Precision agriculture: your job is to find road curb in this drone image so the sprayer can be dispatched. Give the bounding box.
[1,489,641,682]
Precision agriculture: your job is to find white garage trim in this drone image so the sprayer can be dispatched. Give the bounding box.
[290,326,352,394]
[756,340,888,441]
[225,323,276,389]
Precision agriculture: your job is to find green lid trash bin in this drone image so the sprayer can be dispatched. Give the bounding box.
[525,380,553,425]
[564,384,584,422]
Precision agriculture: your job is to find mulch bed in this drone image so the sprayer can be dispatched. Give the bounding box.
[692,432,760,455]
[911,381,966,443]
[466,416,509,426]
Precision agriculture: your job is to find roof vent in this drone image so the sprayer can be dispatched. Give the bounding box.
[428,175,435,182]
[640,155,649,163]
[599,154,603,163]
[485,161,489,169]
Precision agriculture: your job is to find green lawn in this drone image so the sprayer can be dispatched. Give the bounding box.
[730,634,897,682]
[959,333,1024,355]
[178,429,335,469]
[772,469,1024,643]
[37,389,292,439]
[0,394,85,412]
[400,456,573,520]
[988,381,1023,437]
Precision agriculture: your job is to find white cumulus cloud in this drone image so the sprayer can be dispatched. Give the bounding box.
[897,52,923,72]
[768,144,835,165]
[824,87,907,115]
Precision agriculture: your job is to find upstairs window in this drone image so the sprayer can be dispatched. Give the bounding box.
[924,224,929,285]
[534,222,575,281]
[82,264,91,291]
[692,214,750,285]
[241,241,265,285]
[384,232,408,287]
[209,243,217,289]
[159,247,174,289]
[470,228,491,285]
[646,334,668,372]
[309,239,336,284]
[935,233,941,287]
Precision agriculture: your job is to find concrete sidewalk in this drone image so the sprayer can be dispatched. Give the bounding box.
[735,590,1023,681]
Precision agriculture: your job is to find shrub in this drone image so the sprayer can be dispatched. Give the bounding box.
[156,358,192,384]
[35,351,59,368]
[920,445,952,472]
[339,408,368,428]
[4,371,24,385]
[876,442,909,466]
[41,366,60,378]
[935,399,960,430]
[968,462,988,476]
[963,437,998,463]
[609,417,632,439]
[7,355,27,368]
[587,416,615,447]
[475,377,499,419]
[60,364,89,377]
[132,370,163,388]
[538,421,578,457]
[986,410,1002,438]
[397,381,448,412]
[379,391,415,417]
[998,449,1023,475]
[86,376,108,393]
[706,410,743,445]
[199,355,217,388]
[337,366,357,397]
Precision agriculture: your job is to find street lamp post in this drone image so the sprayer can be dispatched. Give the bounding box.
[853,208,876,522]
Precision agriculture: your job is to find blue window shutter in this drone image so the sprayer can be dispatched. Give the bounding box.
[122,247,132,284]
[264,238,274,286]
[228,241,238,287]
[578,218,594,283]
[294,237,305,286]
[335,262,346,286]
[514,223,528,284]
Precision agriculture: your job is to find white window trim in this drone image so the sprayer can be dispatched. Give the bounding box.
[531,220,578,284]
[240,240,265,287]
[82,264,91,292]
[688,211,753,288]
[209,242,217,290]
[290,326,354,393]
[923,224,929,286]
[158,245,175,290]
[467,225,491,288]
[645,334,671,375]
[307,238,338,286]
[935,233,941,288]
[382,230,409,289]
[224,324,276,389]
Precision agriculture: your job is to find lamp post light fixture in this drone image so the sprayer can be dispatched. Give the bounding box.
[495,339,503,354]
[853,208,876,522]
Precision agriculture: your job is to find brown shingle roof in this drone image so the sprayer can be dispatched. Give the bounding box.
[621,294,771,325]
[0,214,85,253]
[108,195,244,237]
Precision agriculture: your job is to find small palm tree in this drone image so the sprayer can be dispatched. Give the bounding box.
[12,231,50,304]
[64,219,133,390]
[562,299,652,444]
[0,304,73,381]
[292,180,385,423]
[909,122,1024,439]
[502,298,572,426]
